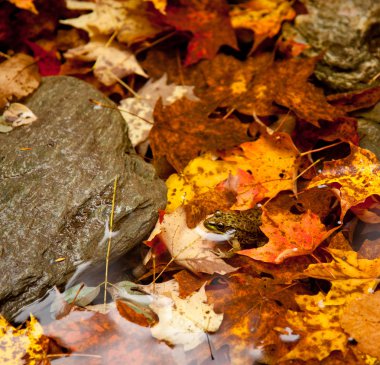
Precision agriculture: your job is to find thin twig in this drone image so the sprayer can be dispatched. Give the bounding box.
[104,177,118,309]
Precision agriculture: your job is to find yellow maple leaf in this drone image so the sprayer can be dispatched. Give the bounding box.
[0,315,48,365]
[307,144,380,218]
[166,153,238,212]
[230,0,295,48]
[282,247,380,361]
[222,132,299,197]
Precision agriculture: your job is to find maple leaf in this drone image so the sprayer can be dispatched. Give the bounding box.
[0,54,40,109]
[9,0,37,14]
[44,308,177,365]
[238,194,332,264]
[230,0,296,50]
[217,169,268,210]
[145,206,236,275]
[0,315,49,364]
[222,132,300,199]
[64,36,147,86]
[163,0,237,65]
[165,152,239,213]
[150,98,250,175]
[341,291,380,359]
[61,0,163,45]
[282,248,380,361]
[207,273,293,364]
[307,144,380,218]
[25,40,61,76]
[120,74,198,149]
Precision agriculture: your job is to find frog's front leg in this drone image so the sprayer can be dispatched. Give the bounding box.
[212,239,242,258]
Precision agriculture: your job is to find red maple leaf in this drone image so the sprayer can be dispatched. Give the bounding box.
[164,0,237,65]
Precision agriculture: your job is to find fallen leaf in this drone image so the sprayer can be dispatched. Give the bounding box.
[150,98,250,174]
[25,40,61,76]
[146,206,237,275]
[163,0,237,65]
[341,291,380,359]
[61,0,163,45]
[307,144,380,218]
[207,273,292,363]
[0,315,49,364]
[44,308,177,365]
[120,74,198,148]
[64,35,147,86]
[165,153,239,212]
[150,284,223,351]
[9,0,37,14]
[222,132,300,199]
[173,270,208,298]
[327,86,380,113]
[0,53,40,108]
[238,194,333,263]
[145,0,167,14]
[230,0,295,49]
[2,103,37,127]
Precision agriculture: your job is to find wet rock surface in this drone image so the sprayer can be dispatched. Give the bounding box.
[0,76,166,319]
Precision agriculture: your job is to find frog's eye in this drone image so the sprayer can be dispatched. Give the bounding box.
[214,210,222,218]
[216,222,225,230]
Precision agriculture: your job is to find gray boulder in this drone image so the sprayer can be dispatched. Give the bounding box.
[0,76,166,319]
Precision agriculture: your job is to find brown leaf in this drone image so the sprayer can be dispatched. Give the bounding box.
[0,54,40,108]
[173,270,209,298]
[150,98,251,174]
[341,291,380,359]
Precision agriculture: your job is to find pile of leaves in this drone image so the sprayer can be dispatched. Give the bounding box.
[1,0,380,364]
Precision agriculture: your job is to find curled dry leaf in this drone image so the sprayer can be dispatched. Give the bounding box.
[3,103,37,127]
[64,36,147,86]
[0,53,40,109]
[61,0,163,45]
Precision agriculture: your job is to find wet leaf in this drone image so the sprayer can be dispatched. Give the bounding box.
[0,315,49,364]
[0,53,40,109]
[150,284,223,351]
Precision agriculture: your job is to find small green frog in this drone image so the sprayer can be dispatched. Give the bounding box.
[203,207,267,247]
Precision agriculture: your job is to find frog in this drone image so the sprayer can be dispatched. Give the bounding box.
[203,207,267,256]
